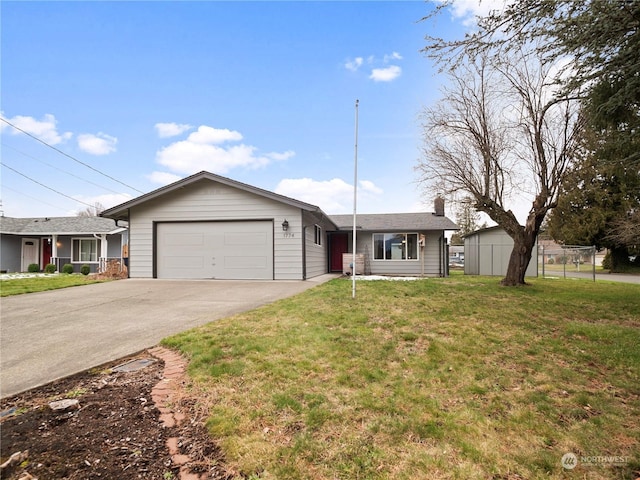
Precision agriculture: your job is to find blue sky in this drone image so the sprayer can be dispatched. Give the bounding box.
[1,1,488,218]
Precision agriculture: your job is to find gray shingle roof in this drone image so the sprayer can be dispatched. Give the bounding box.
[0,216,125,235]
[329,212,458,231]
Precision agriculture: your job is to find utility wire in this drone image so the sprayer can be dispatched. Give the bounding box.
[1,161,96,209]
[2,184,70,213]
[2,142,124,195]
[0,117,144,194]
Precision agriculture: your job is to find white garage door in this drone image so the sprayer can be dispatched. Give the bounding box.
[156,221,273,279]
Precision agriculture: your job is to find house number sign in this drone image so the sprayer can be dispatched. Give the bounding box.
[283,233,295,238]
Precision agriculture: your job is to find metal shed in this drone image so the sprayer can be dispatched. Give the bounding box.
[464,226,538,277]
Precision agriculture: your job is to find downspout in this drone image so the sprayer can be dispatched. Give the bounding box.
[444,235,449,277]
[302,224,307,280]
[438,235,442,277]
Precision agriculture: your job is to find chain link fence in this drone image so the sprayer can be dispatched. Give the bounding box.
[538,245,597,281]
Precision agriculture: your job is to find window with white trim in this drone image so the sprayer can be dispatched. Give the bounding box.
[72,238,101,263]
[373,233,418,260]
[314,225,322,246]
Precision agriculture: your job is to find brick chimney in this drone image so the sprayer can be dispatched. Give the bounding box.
[434,196,445,216]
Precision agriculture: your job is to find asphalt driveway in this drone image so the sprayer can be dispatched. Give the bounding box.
[1,276,337,398]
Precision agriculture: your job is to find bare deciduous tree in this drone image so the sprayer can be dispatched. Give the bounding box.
[76,202,105,217]
[417,47,584,285]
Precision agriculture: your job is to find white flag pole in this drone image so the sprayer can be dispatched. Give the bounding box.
[352,99,359,299]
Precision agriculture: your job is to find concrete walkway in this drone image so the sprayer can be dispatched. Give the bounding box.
[0,275,338,398]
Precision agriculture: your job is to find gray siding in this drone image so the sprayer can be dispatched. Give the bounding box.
[351,230,446,277]
[302,211,332,279]
[0,235,22,272]
[127,179,305,280]
[107,234,123,259]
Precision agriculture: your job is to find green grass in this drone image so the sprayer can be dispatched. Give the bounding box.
[0,275,109,296]
[163,276,640,479]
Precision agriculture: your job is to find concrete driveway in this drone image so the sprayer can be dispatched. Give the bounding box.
[1,276,337,398]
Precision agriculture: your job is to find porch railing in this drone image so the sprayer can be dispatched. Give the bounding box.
[49,257,124,274]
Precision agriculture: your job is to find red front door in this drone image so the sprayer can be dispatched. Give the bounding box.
[330,234,349,272]
[42,239,52,267]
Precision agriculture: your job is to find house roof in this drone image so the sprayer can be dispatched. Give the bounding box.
[0,216,125,235]
[100,171,336,226]
[328,212,458,231]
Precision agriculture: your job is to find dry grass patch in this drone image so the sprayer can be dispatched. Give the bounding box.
[163,276,640,479]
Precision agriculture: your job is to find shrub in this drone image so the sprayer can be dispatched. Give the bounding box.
[62,264,74,274]
[602,251,612,270]
[44,263,56,274]
[547,258,554,265]
[80,264,91,276]
[27,263,39,273]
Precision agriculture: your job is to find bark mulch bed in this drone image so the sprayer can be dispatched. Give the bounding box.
[0,351,233,480]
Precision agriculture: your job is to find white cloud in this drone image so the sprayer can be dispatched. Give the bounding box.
[345,57,364,72]
[274,177,383,214]
[346,53,404,82]
[187,125,243,144]
[265,150,295,161]
[446,0,510,26]
[154,122,192,138]
[146,171,183,185]
[0,112,72,145]
[155,124,294,175]
[72,193,133,213]
[370,65,402,82]
[77,132,118,155]
[359,180,384,194]
[383,52,403,63]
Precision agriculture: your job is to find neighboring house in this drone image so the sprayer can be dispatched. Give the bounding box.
[463,226,538,277]
[537,236,603,266]
[0,216,127,274]
[100,171,459,280]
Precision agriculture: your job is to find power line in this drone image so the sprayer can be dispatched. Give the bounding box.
[2,142,124,195]
[0,117,144,194]
[2,184,70,213]
[1,161,97,209]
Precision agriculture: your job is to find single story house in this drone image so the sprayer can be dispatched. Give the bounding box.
[0,216,127,274]
[100,171,458,280]
[463,226,538,277]
[329,212,454,277]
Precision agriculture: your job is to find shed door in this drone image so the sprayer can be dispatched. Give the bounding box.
[156,221,273,280]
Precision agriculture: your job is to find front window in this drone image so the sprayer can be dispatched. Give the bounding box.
[72,238,100,263]
[314,225,322,245]
[373,233,418,260]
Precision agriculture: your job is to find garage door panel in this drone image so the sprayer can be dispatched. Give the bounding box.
[164,256,205,269]
[157,222,273,279]
[165,233,204,246]
[225,232,267,245]
[224,256,268,269]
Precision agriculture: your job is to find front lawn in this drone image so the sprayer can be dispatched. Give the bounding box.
[163,276,640,480]
[0,275,109,297]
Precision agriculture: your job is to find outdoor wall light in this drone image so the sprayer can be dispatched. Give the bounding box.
[282,219,289,231]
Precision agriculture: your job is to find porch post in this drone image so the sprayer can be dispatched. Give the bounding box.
[51,234,58,271]
[98,234,108,273]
